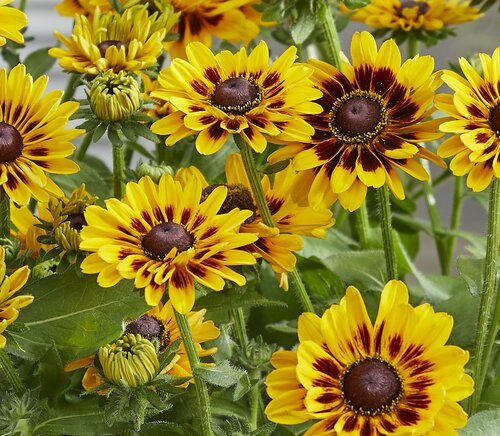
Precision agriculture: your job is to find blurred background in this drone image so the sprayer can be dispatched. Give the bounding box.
[3,0,498,274]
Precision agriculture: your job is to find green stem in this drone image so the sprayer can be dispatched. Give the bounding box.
[354,203,370,249]
[62,73,80,103]
[249,368,261,430]
[318,0,342,69]
[75,130,93,161]
[377,186,398,280]
[470,178,500,414]
[0,349,24,395]
[407,35,420,58]
[112,141,125,198]
[0,186,10,240]
[231,307,249,347]
[174,310,213,436]
[233,135,315,313]
[444,176,463,274]
[421,160,448,274]
[156,142,166,164]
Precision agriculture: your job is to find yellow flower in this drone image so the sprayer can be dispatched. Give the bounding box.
[436,48,500,191]
[0,64,81,206]
[164,0,261,60]
[344,0,482,33]
[269,31,445,211]
[49,5,174,75]
[176,154,334,290]
[54,0,112,17]
[0,0,27,46]
[0,246,33,348]
[80,173,257,314]
[151,40,322,155]
[65,301,219,391]
[265,280,474,435]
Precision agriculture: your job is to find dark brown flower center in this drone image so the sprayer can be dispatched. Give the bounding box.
[490,104,500,137]
[142,222,193,260]
[397,1,430,16]
[342,358,402,415]
[202,183,257,224]
[125,315,164,339]
[331,91,387,144]
[65,213,87,231]
[212,78,262,115]
[97,40,128,57]
[0,122,23,163]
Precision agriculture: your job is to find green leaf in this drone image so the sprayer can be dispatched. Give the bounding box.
[261,159,290,175]
[343,0,371,8]
[23,47,57,79]
[290,4,316,44]
[457,256,483,297]
[252,423,277,436]
[195,360,246,388]
[9,266,149,363]
[232,373,251,401]
[193,287,286,312]
[211,396,248,420]
[459,409,500,435]
[51,158,113,202]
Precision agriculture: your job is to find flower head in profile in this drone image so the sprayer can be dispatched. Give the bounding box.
[0,64,81,206]
[0,0,27,46]
[176,154,334,290]
[80,173,257,314]
[269,31,445,211]
[344,0,482,41]
[49,5,175,75]
[65,301,219,391]
[151,40,322,155]
[0,246,33,348]
[436,48,500,191]
[55,0,112,17]
[162,0,261,60]
[265,280,474,435]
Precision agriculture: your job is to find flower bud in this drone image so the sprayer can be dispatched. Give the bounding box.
[90,71,141,122]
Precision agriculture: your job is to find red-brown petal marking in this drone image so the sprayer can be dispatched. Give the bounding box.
[212,78,262,115]
[342,358,402,415]
[97,40,128,57]
[397,1,430,16]
[313,357,341,380]
[142,222,193,260]
[489,104,500,136]
[0,122,24,163]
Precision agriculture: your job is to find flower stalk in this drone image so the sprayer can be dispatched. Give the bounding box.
[0,348,25,395]
[112,141,125,198]
[234,135,315,313]
[318,0,342,69]
[377,186,398,280]
[470,178,500,413]
[174,310,213,436]
[75,130,93,161]
[0,186,9,240]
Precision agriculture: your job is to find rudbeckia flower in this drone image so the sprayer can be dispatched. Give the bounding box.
[265,280,474,435]
[176,154,334,290]
[269,31,446,211]
[163,0,261,60]
[436,48,500,191]
[49,5,176,75]
[54,0,112,17]
[0,0,27,46]
[0,64,81,206]
[150,40,322,155]
[344,0,482,33]
[65,301,220,391]
[0,246,33,348]
[79,173,257,314]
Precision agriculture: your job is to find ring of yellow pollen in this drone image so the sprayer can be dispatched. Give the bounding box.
[330,90,388,145]
[211,77,263,115]
[340,357,403,416]
[0,122,24,163]
[141,222,194,260]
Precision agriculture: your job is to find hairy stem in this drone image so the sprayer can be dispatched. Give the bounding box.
[377,186,398,280]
